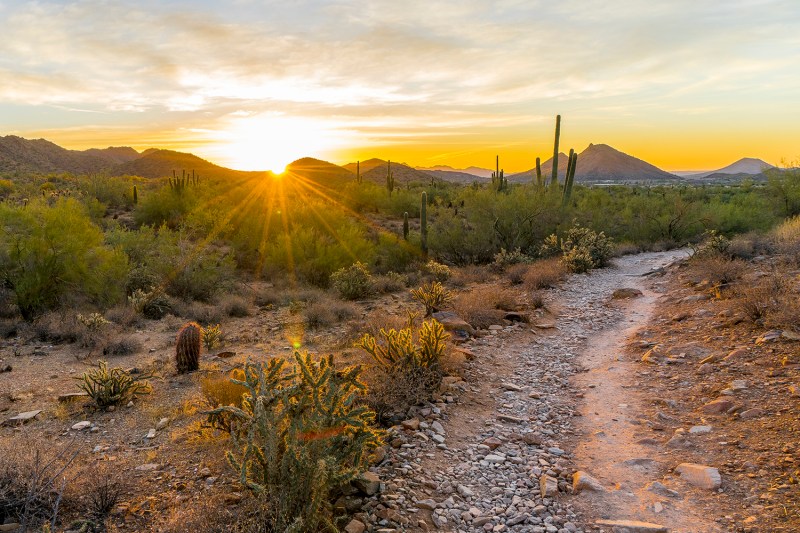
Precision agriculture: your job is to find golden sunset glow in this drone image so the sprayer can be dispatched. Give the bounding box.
[1,1,798,171]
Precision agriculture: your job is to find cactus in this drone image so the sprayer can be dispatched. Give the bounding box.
[403,211,409,240]
[386,160,395,196]
[562,151,578,206]
[491,155,508,192]
[420,192,428,256]
[176,322,201,373]
[356,160,361,184]
[132,184,138,204]
[550,114,561,187]
[535,157,543,188]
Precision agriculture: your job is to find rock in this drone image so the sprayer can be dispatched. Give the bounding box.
[504,311,528,322]
[58,392,89,402]
[700,398,734,414]
[498,414,525,424]
[0,524,21,532]
[145,428,156,439]
[71,420,91,431]
[572,470,604,493]
[416,498,437,510]
[135,463,161,471]
[353,471,381,496]
[756,330,782,345]
[401,418,420,431]
[344,519,366,533]
[533,322,556,329]
[595,519,668,532]
[645,481,682,499]
[739,408,764,419]
[730,380,748,391]
[488,324,504,331]
[783,329,800,340]
[675,463,721,489]
[723,348,749,361]
[431,311,474,335]
[157,417,169,430]
[689,425,712,434]
[483,436,503,450]
[431,421,445,435]
[485,454,506,463]
[540,474,558,497]
[501,382,523,392]
[613,288,643,299]
[215,351,236,358]
[3,409,42,426]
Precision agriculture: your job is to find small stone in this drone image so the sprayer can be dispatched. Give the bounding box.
[573,470,604,493]
[756,330,782,344]
[353,471,381,496]
[483,436,503,450]
[157,417,169,430]
[145,428,156,439]
[700,398,734,414]
[689,425,712,434]
[58,392,89,402]
[401,418,420,430]
[488,325,504,331]
[613,287,643,299]
[71,421,91,431]
[485,454,506,463]
[540,474,558,497]
[739,408,764,419]
[431,421,445,435]
[723,348,749,361]
[498,414,525,424]
[416,499,437,511]
[3,409,42,426]
[646,481,682,499]
[675,463,721,489]
[344,519,366,533]
[135,463,161,471]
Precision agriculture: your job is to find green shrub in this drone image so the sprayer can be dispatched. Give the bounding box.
[76,361,152,408]
[546,223,614,273]
[492,248,532,270]
[410,281,452,316]
[330,261,374,300]
[690,230,731,259]
[0,199,128,320]
[211,353,382,532]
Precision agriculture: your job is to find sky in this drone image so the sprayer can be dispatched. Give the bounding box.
[0,0,798,173]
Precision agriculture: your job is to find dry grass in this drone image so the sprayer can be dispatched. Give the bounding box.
[523,257,568,290]
[505,263,529,285]
[373,272,406,294]
[449,265,489,287]
[219,294,252,317]
[304,298,358,329]
[686,256,747,287]
[101,335,142,356]
[453,285,520,329]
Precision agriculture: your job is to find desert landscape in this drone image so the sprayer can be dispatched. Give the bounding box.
[1,2,799,533]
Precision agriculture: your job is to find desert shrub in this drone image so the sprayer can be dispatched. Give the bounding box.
[556,223,614,273]
[304,299,358,329]
[492,247,532,271]
[78,312,111,331]
[690,230,731,259]
[686,256,747,287]
[102,336,142,356]
[34,313,82,344]
[0,199,128,320]
[202,324,223,350]
[73,464,125,530]
[76,361,152,408]
[210,353,382,532]
[219,295,252,318]
[0,442,80,531]
[530,291,546,309]
[133,185,197,228]
[453,286,519,329]
[330,261,374,300]
[613,242,642,257]
[373,272,406,294]
[201,368,248,431]
[448,265,487,287]
[410,281,453,316]
[424,260,452,281]
[104,305,142,328]
[357,320,448,423]
[0,178,13,197]
[735,273,789,323]
[129,289,172,320]
[505,263,529,285]
[772,215,800,259]
[523,257,567,291]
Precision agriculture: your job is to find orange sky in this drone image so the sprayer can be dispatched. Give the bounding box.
[1,1,798,173]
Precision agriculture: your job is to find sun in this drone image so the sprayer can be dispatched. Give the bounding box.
[209,113,346,173]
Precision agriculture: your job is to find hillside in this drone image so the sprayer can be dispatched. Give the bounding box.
[421,169,488,184]
[416,164,493,179]
[685,157,775,179]
[82,146,141,165]
[0,135,112,174]
[344,158,434,185]
[284,157,355,187]
[510,143,678,183]
[110,149,258,180]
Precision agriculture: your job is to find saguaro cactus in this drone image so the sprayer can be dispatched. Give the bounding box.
[403,211,409,240]
[420,192,428,256]
[356,161,362,184]
[550,115,561,187]
[535,157,543,189]
[176,322,201,373]
[132,185,138,204]
[562,151,578,206]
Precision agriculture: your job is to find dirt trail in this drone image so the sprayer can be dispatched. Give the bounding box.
[570,251,724,532]
[371,250,718,532]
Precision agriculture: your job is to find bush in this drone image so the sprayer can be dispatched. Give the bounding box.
[523,257,567,291]
[330,261,374,300]
[101,336,142,356]
[0,199,128,320]
[210,353,382,532]
[544,223,614,273]
[357,320,449,423]
[304,299,357,329]
[424,260,452,281]
[129,289,172,320]
[686,256,747,287]
[453,286,520,329]
[220,295,252,317]
[505,263,529,285]
[373,272,406,294]
[201,368,248,431]
[691,230,731,259]
[410,281,453,316]
[492,248,532,271]
[76,361,152,408]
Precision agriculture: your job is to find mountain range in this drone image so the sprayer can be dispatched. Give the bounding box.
[0,134,775,185]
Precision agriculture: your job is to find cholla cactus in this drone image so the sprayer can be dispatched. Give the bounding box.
[410,281,452,316]
[77,312,110,331]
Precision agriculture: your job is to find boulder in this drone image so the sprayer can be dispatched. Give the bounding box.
[612,288,643,299]
[675,463,721,489]
[572,470,605,493]
[353,471,381,496]
[700,398,734,414]
[431,311,473,335]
